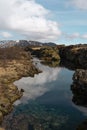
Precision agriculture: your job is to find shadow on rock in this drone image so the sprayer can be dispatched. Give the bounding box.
[71,69,87,130]
[71,69,87,106]
[76,120,87,130]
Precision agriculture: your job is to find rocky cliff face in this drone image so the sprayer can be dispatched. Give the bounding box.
[28,46,60,67]
[71,69,87,130]
[59,44,87,69]
[71,69,87,106]
[66,45,87,130]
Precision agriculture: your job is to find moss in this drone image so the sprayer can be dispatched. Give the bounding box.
[33,46,60,62]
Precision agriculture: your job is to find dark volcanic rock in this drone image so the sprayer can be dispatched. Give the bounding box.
[2,102,68,130]
[73,69,87,83]
[59,44,87,69]
[71,69,87,106]
[77,120,87,130]
[31,46,60,62]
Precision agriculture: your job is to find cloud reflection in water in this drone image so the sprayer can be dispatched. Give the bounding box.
[14,60,61,104]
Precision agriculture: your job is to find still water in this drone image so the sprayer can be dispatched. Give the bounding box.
[3,59,87,130]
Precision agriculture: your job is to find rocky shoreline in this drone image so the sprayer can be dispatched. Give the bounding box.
[0,47,41,127]
[0,44,87,130]
[71,69,87,106]
[25,46,60,67]
[58,44,87,129]
[58,44,87,69]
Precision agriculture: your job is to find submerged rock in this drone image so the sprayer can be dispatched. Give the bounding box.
[77,120,87,130]
[2,102,68,130]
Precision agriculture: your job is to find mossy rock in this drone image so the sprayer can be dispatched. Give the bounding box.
[38,47,60,62]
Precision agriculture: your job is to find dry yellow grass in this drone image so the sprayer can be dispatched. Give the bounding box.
[0,47,40,126]
[71,46,87,52]
[32,47,41,50]
[0,128,5,130]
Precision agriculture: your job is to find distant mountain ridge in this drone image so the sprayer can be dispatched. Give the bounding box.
[0,40,57,48]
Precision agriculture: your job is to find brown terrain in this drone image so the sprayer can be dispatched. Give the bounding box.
[59,44,87,69]
[0,43,87,130]
[0,47,40,127]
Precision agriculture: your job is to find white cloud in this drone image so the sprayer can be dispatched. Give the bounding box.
[69,33,80,39]
[0,32,13,38]
[82,34,87,39]
[64,32,87,40]
[0,0,61,41]
[64,32,80,40]
[70,0,87,10]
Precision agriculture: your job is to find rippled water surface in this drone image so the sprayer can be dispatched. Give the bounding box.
[2,59,87,130]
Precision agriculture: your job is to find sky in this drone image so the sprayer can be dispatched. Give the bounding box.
[0,0,87,45]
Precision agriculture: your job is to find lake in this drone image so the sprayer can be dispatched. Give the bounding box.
[2,59,87,130]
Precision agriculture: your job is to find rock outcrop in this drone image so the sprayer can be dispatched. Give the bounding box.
[32,46,60,61]
[0,43,87,129]
[71,69,87,106]
[59,44,87,69]
[26,46,60,67]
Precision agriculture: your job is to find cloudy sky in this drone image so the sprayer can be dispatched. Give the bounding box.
[0,0,87,44]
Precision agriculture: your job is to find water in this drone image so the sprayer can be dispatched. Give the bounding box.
[3,59,87,130]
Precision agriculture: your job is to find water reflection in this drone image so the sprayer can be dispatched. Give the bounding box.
[72,104,87,116]
[71,82,87,106]
[71,69,87,106]
[71,69,87,130]
[14,59,61,104]
[2,59,87,130]
[2,101,69,130]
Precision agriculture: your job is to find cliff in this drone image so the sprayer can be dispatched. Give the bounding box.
[59,44,87,69]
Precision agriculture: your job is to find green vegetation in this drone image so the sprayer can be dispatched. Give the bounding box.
[39,47,60,61]
[0,46,40,125]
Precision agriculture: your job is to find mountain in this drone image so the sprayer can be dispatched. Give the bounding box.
[0,40,17,48]
[0,40,57,48]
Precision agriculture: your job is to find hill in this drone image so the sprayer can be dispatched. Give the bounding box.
[0,40,57,48]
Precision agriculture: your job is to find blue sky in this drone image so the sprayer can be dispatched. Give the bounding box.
[36,0,87,44]
[0,0,87,44]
